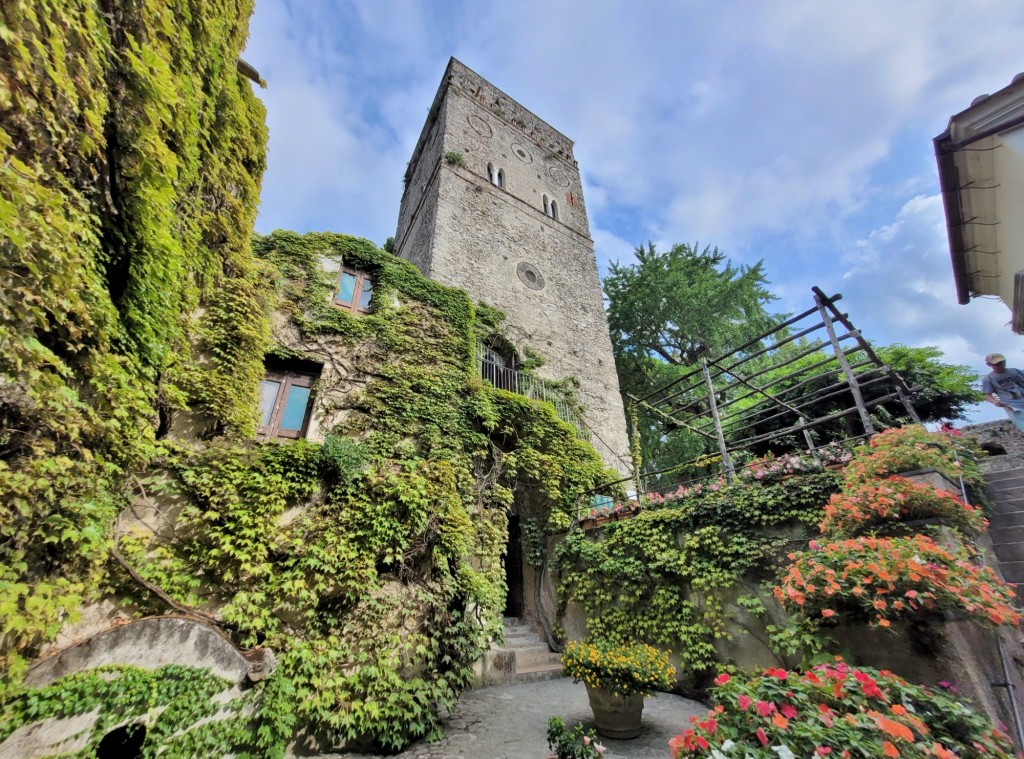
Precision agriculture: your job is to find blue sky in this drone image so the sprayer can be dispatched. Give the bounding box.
[244,1,1024,424]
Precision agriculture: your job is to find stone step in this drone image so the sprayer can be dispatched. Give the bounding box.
[989,497,1024,515]
[988,513,1024,531]
[993,560,1024,585]
[989,526,1024,546]
[990,541,1024,564]
[984,468,1024,483]
[516,649,561,670]
[511,663,566,684]
[986,486,1024,502]
[503,627,540,640]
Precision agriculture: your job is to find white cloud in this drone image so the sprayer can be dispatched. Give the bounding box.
[836,193,1023,370]
[244,0,1024,252]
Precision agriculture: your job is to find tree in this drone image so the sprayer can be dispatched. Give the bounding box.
[605,242,777,372]
[875,344,981,423]
[604,242,780,476]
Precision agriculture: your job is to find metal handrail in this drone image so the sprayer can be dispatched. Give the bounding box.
[474,341,590,441]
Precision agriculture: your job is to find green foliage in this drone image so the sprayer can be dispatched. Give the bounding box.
[878,344,982,423]
[605,242,778,473]
[547,716,606,759]
[443,150,468,168]
[1,3,615,751]
[556,473,840,676]
[0,0,267,676]
[93,233,615,753]
[561,640,676,696]
[671,662,1015,758]
[605,241,777,371]
[0,665,263,758]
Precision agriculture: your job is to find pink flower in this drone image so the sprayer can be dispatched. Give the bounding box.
[756,700,775,716]
[738,694,752,710]
[714,673,731,686]
[781,703,798,719]
[583,736,591,746]
[757,727,769,746]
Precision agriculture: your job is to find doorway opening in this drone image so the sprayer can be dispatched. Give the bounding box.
[503,515,524,618]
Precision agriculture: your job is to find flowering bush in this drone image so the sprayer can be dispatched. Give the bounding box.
[775,534,1021,628]
[582,500,639,522]
[738,444,853,484]
[820,476,987,537]
[546,717,606,758]
[669,661,1015,758]
[561,641,676,696]
[843,426,984,495]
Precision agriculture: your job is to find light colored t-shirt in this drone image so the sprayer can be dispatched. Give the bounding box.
[982,368,1024,409]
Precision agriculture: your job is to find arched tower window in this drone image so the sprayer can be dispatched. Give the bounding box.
[550,199,559,221]
[543,195,550,216]
[497,168,505,189]
[487,163,496,185]
[480,343,516,392]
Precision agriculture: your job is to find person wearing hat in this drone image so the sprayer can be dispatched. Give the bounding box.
[982,352,1024,431]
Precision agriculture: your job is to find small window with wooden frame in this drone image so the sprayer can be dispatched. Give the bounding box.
[334,267,374,313]
[258,364,319,439]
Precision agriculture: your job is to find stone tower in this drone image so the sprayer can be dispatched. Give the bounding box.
[394,58,631,475]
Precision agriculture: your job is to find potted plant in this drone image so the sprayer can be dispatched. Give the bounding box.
[560,641,676,739]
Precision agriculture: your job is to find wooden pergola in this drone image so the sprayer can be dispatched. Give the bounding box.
[626,286,921,489]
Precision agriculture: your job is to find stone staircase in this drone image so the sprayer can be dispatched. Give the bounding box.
[473,618,564,687]
[983,466,1024,589]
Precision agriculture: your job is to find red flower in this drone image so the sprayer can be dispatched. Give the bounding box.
[714,673,731,686]
[756,727,769,746]
[756,700,775,717]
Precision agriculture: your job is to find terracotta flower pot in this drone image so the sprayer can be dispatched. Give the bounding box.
[585,683,644,739]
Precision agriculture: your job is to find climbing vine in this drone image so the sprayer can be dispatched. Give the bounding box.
[1,2,616,753]
[556,472,841,676]
[0,0,267,681]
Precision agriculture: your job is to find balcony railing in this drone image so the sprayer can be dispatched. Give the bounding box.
[475,343,590,442]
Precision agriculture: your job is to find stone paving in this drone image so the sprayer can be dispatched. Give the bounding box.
[320,677,707,759]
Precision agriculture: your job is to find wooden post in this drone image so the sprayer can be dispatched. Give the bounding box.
[815,291,875,436]
[702,357,735,482]
[895,385,923,424]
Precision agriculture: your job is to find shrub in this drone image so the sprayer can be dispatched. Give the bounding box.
[546,717,606,758]
[669,661,1015,758]
[775,535,1021,628]
[843,426,984,496]
[560,641,676,696]
[443,150,467,168]
[820,476,986,537]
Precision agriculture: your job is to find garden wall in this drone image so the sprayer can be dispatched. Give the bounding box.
[553,440,1024,739]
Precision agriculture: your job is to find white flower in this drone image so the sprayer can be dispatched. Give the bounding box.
[771,746,796,759]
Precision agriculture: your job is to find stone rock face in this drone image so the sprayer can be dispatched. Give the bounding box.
[24,617,252,687]
[394,58,631,476]
[2,618,262,758]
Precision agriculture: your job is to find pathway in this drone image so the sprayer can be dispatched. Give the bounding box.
[318,677,707,759]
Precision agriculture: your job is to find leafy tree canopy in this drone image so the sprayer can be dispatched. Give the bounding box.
[605,242,778,374]
[604,243,984,477]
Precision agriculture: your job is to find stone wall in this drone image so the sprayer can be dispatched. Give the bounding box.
[395,58,632,476]
[964,419,1024,473]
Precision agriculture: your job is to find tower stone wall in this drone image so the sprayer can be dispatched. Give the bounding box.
[395,58,631,475]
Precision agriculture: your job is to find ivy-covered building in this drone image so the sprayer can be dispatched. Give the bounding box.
[0,3,622,757]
